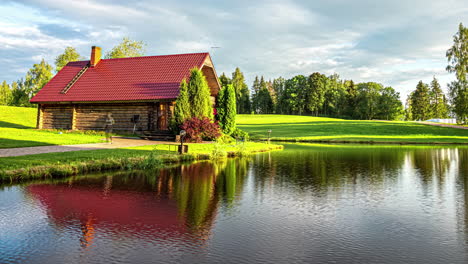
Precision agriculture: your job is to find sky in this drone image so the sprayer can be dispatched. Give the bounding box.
[1,0,467,101]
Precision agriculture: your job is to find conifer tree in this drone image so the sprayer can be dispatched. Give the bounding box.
[218,84,237,135]
[216,86,226,123]
[187,67,213,119]
[411,81,431,120]
[219,73,231,88]
[173,79,190,128]
[429,77,449,118]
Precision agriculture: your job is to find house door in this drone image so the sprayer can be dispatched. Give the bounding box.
[157,103,168,130]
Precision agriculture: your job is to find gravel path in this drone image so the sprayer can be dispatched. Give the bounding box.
[0,137,172,157]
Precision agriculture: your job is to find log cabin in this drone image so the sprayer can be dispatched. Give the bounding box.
[30,46,221,137]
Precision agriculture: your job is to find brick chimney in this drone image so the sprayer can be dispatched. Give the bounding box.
[90,46,102,67]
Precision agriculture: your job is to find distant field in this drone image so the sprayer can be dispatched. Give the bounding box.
[237,114,468,144]
[0,106,103,148]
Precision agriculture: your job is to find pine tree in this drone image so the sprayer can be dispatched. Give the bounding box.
[429,77,449,118]
[251,76,261,113]
[411,81,431,121]
[173,79,191,128]
[0,81,12,105]
[256,77,274,114]
[216,86,226,123]
[219,73,231,88]
[187,67,213,119]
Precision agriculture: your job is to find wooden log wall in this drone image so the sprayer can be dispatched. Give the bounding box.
[40,105,73,130]
[74,103,151,132]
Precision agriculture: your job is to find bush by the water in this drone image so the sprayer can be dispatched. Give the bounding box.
[231,128,249,141]
[180,117,222,142]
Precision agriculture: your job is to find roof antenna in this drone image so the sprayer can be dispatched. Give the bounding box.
[210,46,220,57]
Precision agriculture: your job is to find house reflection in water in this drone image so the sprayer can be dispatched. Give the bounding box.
[26,159,249,248]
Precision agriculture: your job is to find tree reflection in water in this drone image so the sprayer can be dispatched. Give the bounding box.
[25,159,251,248]
[17,144,468,263]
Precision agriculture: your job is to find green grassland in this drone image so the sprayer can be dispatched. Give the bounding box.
[237,114,468,144]
[0,142,282,182]
[0,106,105,148]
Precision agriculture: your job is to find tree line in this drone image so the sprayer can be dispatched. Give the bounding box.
[220,23,468,124]
[1,23,467,124]
[220,70,404,120]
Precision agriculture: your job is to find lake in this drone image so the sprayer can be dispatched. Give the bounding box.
[1,143,468,263]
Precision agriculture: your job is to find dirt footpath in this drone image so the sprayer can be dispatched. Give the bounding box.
[0,137,172,158]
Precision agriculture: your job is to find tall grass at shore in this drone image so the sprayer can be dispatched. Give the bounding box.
[0,142,283,183]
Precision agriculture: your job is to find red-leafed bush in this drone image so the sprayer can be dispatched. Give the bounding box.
[180,117,222,142]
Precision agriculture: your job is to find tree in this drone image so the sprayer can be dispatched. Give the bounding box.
[446,23,468,124]
[105,37,146,59]
[255,77,274,114]
[323,74,346,116]
[10,80,30,107]
[239,84,251,114]
[251,76,261,113]
[173,79,191,129]
[355,82,382,120]
[405,93,413,121]
[55,47,83,72]
[344,80,358,118]
[306,72,328,116]
[25,59,53,97]
[217,84,237,135]
[187,67,213,119]
[429,77,449,118]
[377,86,403,120]
[411,81,431,120]
[0,81,12,105]
[219,73,231,88]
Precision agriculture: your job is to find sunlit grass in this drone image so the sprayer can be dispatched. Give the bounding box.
[237,114,468,144]
[0,142,282,181]
[0,106,106,148]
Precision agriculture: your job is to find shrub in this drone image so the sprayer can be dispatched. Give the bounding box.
[217,134,235,144]
[231,128,249,141]
[180,117,222,142]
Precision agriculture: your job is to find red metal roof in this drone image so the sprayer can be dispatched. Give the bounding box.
[30,52,210,103]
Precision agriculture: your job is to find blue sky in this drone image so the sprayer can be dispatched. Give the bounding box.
[1,0,467,100]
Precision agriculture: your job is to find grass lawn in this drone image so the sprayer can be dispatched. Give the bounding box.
[0,106,105,148]
[0,142,282,182]
[237,114,468,144]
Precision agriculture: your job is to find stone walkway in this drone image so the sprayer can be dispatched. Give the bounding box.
[0,137,174,158]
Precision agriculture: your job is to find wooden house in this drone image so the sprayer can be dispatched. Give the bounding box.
[30,46,221,136]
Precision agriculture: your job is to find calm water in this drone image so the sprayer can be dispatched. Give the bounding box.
[1,143,468,264]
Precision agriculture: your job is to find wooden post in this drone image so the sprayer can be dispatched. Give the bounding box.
[36,104,41,129]
[72,104,77,130]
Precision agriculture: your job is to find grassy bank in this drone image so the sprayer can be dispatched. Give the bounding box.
[237,115,468,144]
[0,142,283,183]
[0,106,105,148]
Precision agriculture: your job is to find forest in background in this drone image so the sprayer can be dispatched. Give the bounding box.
[0,23,467,124]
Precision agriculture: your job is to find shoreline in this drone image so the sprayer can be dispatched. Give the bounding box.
[0,143,283,184]
[256,139,468,145]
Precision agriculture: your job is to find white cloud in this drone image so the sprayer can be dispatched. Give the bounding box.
[1,0,466,102]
